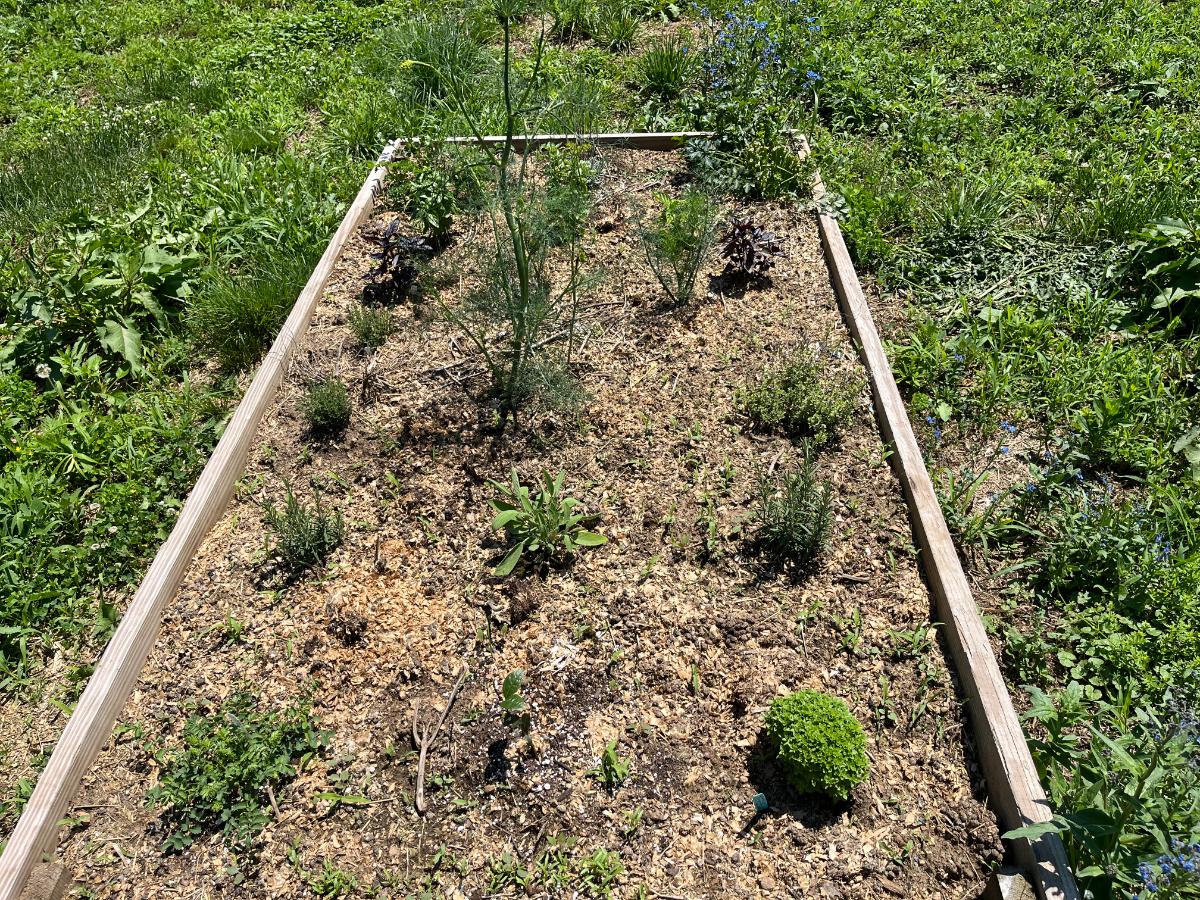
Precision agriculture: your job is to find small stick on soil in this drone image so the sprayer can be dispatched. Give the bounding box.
[412,665,470,814]
[265,781,281,818]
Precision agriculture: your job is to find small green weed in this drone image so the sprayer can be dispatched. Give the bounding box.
[500,669,531,735]
[577,847,624,897]
[307,860,359,898]
[621,806,644,838]
[489,470,607,576]
[589,740,630,792]
[148,692,325,853]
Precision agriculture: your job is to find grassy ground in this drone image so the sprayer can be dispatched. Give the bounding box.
[2,0,1198,894]
[0,0,404,693]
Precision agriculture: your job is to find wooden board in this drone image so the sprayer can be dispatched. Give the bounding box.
[16,864,68,900]
[414,131,713,152]
[807,158,1080,900]
[0,142,398,900]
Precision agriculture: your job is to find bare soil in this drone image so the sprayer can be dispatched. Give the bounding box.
[50,149,1002,898]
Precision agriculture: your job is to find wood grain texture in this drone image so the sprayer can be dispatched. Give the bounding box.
[808,164,1079,900]
[402,131,713,151]
[0,142,398,900]
[16,864,69,900]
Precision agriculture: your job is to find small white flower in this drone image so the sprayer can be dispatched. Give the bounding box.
[35,363,51,379]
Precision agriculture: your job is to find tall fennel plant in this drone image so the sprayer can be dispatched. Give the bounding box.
[436,6,586,428]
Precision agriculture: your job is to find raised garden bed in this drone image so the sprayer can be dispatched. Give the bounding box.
[39,146,1010,898]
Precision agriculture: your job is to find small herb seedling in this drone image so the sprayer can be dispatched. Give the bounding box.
[501,669,531,735]
[590,741,630,792]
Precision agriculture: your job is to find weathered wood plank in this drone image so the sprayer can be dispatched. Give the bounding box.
[808,156,1079,900]
[16,864,69,900]
[0,142,398,900]
[402,131,713,151]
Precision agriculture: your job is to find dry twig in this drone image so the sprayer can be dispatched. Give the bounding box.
[412,665,470,814]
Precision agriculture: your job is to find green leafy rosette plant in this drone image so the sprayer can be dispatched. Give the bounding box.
[489,470,607,576]
[764,689,869,801]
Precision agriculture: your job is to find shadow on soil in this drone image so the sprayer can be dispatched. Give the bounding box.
[743,728,846,833]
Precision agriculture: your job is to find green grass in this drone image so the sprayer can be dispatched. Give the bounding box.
[794,0,1200,885]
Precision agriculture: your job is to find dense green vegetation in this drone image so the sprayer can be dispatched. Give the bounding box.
[804,0,1200,892]
[0,0,396,689]
[3,0,1199,892]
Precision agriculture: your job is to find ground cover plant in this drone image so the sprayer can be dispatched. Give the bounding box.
[147,692,325,855]
[765,689,870,801]
[736,348,861,446]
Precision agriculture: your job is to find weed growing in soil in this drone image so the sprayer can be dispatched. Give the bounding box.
[306,861,359,898]
[500,669,531,734]
[394,149,460,246]
[765,690,869,801]
[638,35,694,98]
[721,215,782,283]
[639,190,721,306]
[488,841,622,898]
[1126,218,1200,329]
[753,456,833,573]
[589,740,631,792]
[147,692,325,853]
[189,257,313,372]
[300,378,351,436]
[489,470,607,576]
[737,349,860,446]
[577,848,624,897]
[348,304,392,350]
[593,3,639,51]
[263,484,345,574]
